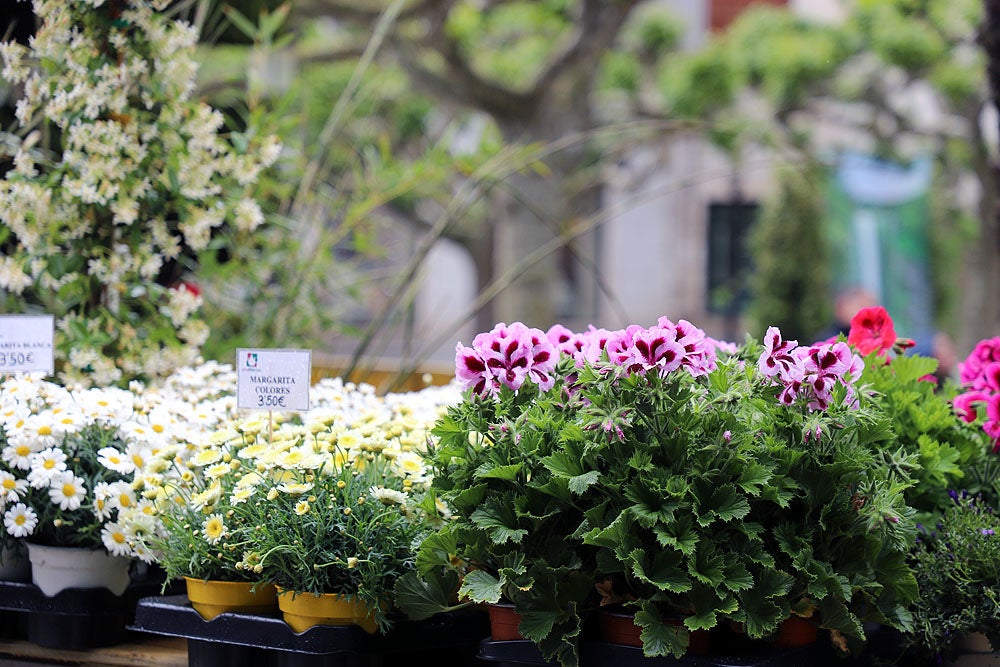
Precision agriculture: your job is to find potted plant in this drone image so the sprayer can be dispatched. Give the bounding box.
[397,317,922,666]
[143,421,281,620]
[141,383,455,635]
[395,322,608,665]
[905,490,1000,665]
[0,375,154,596]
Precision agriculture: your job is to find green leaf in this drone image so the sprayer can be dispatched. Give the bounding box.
[705,484,751,523]
[723,561,755,592]
[737,462,773,496]
[568,470,600,495]
[817,597,864,640]
[414,529,458,575]
[541,450,583,478]
[470,503,528,545]
[476,462,523,481]
[458,569,503,604]
[533,476,574,504]
[634,605,689,658]
[653,514,698,555]
[450,483,488,514]
[630,547,691,593]
[688,547,726,587]
[393,568,463,620]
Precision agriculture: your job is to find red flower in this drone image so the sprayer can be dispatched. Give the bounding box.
[847,306,896,356]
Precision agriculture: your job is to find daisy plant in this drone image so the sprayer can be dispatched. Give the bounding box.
[0,362,239,566]
[143,380,458,632]
[0,375,147,560]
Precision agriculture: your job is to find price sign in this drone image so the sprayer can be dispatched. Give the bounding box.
[0,315,54,374]
[236,348,311,412]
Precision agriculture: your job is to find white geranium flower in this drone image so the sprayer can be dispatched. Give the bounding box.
[48,471,87,511]
[4,502,37,538]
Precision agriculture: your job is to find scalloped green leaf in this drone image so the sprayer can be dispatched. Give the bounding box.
[458,568,502,604]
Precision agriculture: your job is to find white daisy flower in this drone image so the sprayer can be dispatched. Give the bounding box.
[48,471,87,511]
[97,446,135,474]
[2,437,41,471]
[27,447,69,489]
[3,502,37,538]
[92,481,115,521]
[203,462,231,480]
[368,486,408,506]
[108,481,136,511]
[101,522,132,557]
[202,513,226,544]
[0,471,27,502]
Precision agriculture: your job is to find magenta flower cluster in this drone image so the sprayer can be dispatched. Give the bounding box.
[756,326,865,411]
[953,337,1000,450]
[454,318,722,397]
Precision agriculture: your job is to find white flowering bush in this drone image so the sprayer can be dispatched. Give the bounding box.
[143,378,461,632]
[0,0,279,388]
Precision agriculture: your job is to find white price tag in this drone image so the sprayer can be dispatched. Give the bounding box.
[0,315,54,375]
[237,348,311,412]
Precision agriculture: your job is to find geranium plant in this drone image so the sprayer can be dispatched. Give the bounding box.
[0,0,279,387]
[397,317,921,666]
[838,307,998,519]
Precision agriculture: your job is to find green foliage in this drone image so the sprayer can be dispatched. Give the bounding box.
[727,8,854,107]
[858,353,998,519]
[907,492,1000,660]
[745,163,831,341]
[444,1,574,89]
[856,3,949,71]
[659,46,743,119]
[0,1,280,387]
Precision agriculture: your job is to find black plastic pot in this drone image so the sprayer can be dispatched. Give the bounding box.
[130,593,489,667]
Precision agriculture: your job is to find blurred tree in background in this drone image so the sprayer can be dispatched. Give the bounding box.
[658,0,993,352]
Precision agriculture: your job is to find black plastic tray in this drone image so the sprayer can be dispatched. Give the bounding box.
[130,594,489,667]
[0,576,174,649]
[477,629,915,667]
[477,638,845,667]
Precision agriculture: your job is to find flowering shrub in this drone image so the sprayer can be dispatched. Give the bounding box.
[401,317,918,666]
[0,0,279,387]
[827,307,995,519]
[908,491,1000,661]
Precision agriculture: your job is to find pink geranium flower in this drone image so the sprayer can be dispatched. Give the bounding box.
[454,322,556,397]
